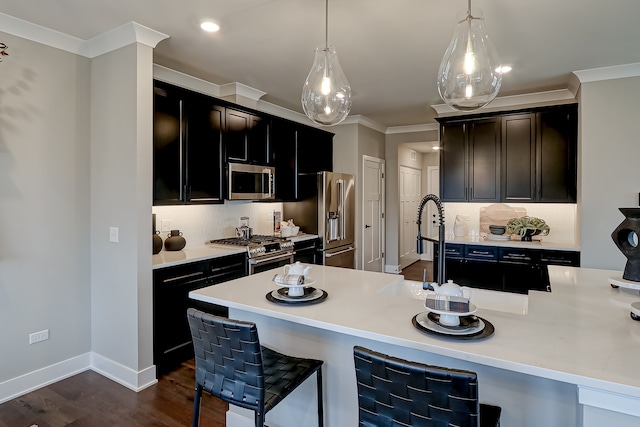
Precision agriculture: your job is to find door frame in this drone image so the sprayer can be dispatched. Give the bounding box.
[361,155,385,272]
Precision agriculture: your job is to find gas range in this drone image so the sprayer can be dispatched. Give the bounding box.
[210,235,294,258]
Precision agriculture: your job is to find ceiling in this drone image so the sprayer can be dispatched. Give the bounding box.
[2,0,639,128]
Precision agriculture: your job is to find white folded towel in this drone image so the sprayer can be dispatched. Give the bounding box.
[273,273,304,286]
[425,292,470,313]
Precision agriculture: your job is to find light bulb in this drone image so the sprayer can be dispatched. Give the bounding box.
[302,46,352,126]
[437,7,502,111]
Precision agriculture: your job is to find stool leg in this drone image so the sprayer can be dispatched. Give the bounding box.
[192,384,202,427]
[316,368,324,427]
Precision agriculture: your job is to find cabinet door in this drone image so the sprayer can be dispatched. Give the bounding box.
[185,98,224,203]
[468,119,500,202]
[440,122,467,201]
[537,106,577,202]
[153,86,185,204]
[271,120,298,200]
[225,109,251,162]
[247,115,271,165]
[502,113,536,202]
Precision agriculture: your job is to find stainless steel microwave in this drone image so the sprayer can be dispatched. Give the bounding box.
[228,163,275,200]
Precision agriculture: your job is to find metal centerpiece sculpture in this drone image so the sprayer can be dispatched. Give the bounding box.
[609,207,640,320]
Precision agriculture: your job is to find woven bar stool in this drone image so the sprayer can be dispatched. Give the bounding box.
[187,308,324,427]
[353,346,501,427]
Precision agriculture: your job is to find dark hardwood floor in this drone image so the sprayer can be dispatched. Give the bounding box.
[401,260,434,282]
[0,360,227,427]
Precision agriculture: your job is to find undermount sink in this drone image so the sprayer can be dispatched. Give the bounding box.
[378,279,529,315]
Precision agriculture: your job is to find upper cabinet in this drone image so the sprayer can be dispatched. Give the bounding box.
[438,104,577,203]
[501,105,577,202]
[153,80,333,205]
[225,109,271,165]
[272,120,333,201]
[153,83,224,205]
[440,118,501,202]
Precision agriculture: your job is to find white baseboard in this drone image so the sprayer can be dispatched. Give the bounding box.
[0,352,91,404]
[90,352,157,392]
[0,352,158,404]
[385,264,401,274]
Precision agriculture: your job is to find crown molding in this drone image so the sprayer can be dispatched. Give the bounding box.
[0,14,167,58]
[386,123,439,135]
[219,82,266,102]
[573,62,640,83]
[431,89,577,118]
[340,115,387,133]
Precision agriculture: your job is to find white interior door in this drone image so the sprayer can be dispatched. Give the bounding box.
[399,165,421,270]
[424,166,440,261]
[362,157,385,272]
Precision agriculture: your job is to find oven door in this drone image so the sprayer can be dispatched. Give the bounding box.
[249,251,294,275]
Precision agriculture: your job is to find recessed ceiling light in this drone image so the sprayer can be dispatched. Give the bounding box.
[201,21,220,32]
[496,66,512,74]
[432,146,440,151]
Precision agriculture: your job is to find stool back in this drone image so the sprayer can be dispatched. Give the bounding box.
[354,346,481,427]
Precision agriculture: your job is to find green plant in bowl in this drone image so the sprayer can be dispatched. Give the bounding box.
[506,216,550,241]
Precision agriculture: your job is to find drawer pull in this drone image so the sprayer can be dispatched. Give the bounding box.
[162,271,205,283]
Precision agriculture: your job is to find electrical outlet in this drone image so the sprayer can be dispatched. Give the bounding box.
[161,219,173,232]
[109,227,119,243]
[29,329,49,344]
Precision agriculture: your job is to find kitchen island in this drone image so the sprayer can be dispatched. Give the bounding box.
[189,265,640,427]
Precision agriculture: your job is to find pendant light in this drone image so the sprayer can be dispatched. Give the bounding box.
[437,0,502,111]
[301,0,352,126]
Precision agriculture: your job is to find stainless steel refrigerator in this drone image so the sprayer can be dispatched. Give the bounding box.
[283,171,355,268]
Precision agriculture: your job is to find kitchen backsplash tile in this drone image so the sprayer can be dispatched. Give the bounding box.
[153,202,284,248]
[443,202,578,244]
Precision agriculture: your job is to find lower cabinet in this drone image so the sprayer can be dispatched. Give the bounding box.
[153,253,247,375]
[435,243,579,294]
[293,238,321,265]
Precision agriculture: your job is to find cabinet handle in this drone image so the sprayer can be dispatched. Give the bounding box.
[162,271,205,284]
[471,250,491,255]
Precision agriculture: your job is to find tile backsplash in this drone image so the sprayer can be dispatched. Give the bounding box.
[443,202,578,244]
[153,201,284,248]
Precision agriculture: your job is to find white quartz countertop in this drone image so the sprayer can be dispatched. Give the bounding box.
[152,233,319,269]
[190,265,640,397]
[442,235,580,251]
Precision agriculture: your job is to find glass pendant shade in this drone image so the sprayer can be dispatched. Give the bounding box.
[302,46,352,126]
[437,8,502,111]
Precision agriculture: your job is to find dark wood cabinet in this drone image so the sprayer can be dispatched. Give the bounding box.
[225,108,271,165]
[439,118,500,202]
[272,120,333,201]
[502,113,536,201]
[439,104,577,203]
[434,242,579,294]
[153,83,224,205]
[536,106,577,202]
[153,254,247,375]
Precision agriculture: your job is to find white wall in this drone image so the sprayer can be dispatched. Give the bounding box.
[0,32,92,383]
[579,75,640,269]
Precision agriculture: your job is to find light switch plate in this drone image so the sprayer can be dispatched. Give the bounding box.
[109,227,119,243]
[161,219,172,232]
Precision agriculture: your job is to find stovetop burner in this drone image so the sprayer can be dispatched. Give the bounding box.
[210,235,289,246]
[209,235,294,259]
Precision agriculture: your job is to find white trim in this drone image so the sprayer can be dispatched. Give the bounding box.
[579,385,640,417]
[81,22,168,58]
[384,264,401,274]
[0,13,168,58]
[340,115,387,133]
[153,64,222,98]
[0,352,91,404]
[219,82,266,102]
[431,89,577,117]
[386,123,439,135]
[90,352,157,392]
[0,12,85,55]
[573,62,640,83]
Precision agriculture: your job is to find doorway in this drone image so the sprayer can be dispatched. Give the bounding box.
[399,165,421,270]
[362,156,385,272]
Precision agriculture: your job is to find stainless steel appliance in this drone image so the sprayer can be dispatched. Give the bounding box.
[209,235,294,274]
[228,163,275,200]
[283,171,355,268]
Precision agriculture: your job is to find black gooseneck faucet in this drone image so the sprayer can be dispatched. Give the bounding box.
[416,194,445,286]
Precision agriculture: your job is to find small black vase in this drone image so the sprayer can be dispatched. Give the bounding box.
[165,229,186,251]
[611,208,640,281]
[153,231,163,254]
[521,229,537,242]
